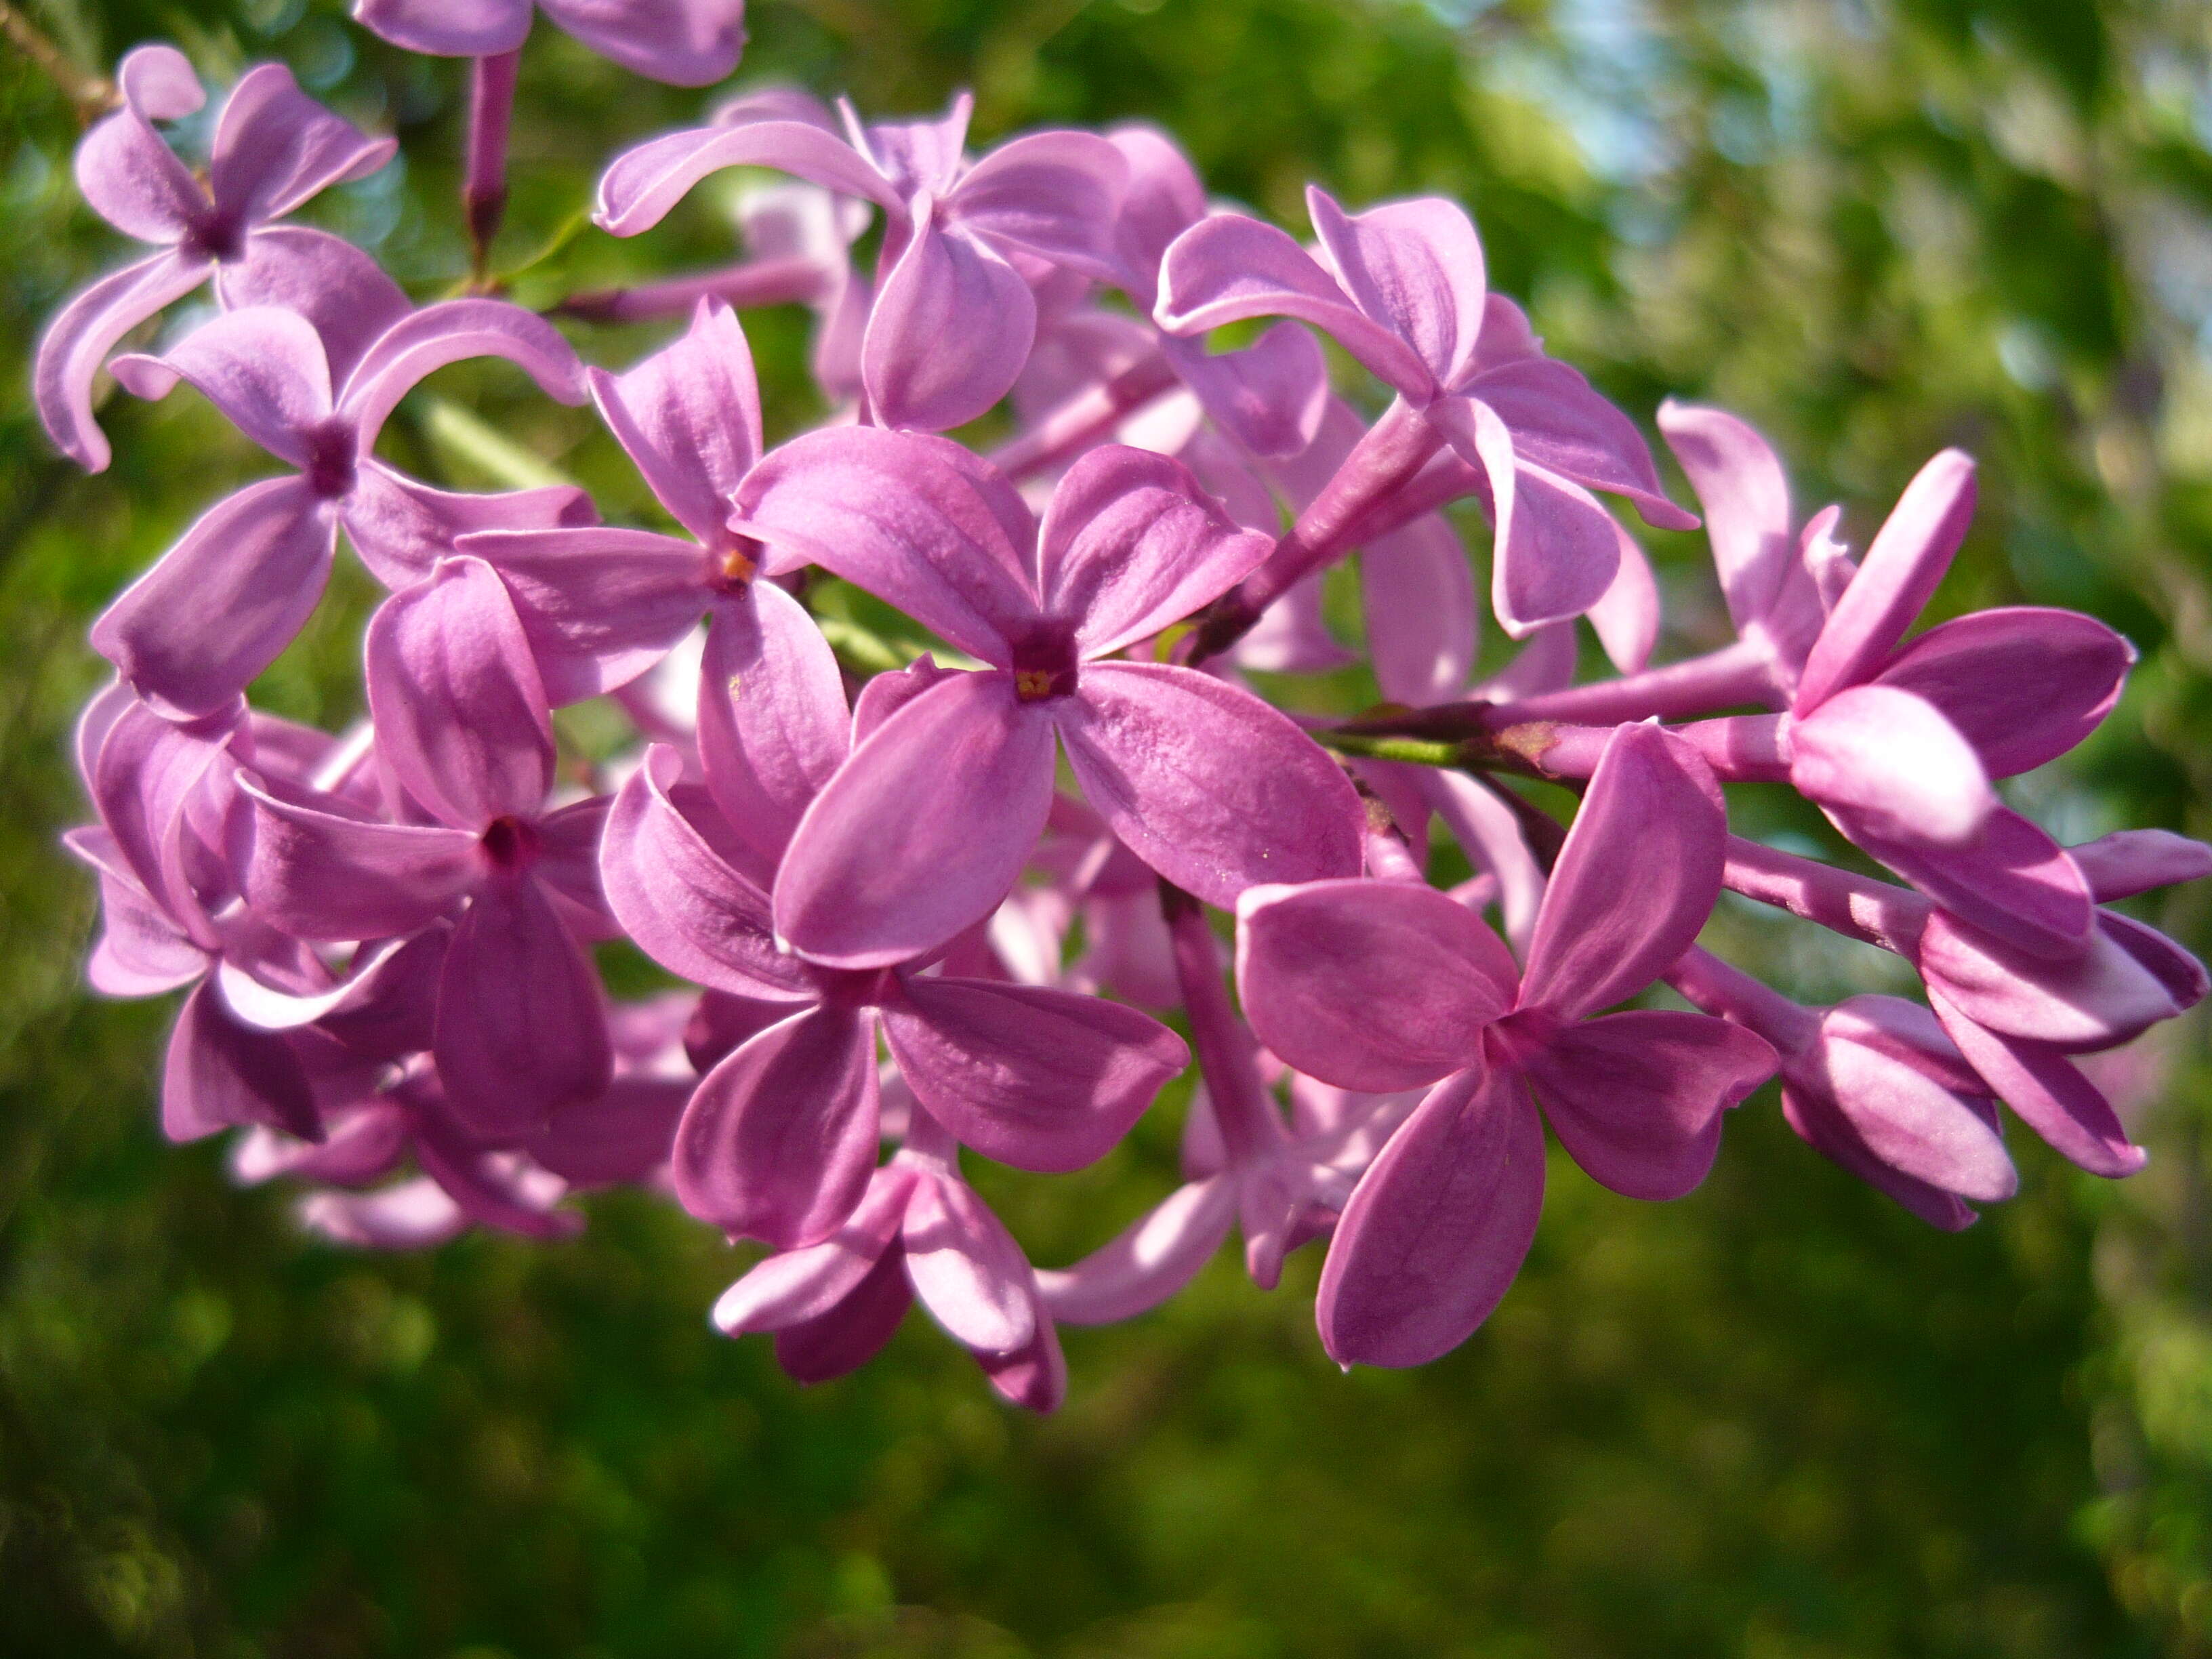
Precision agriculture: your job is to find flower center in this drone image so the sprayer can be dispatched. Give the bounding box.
[479,815,539,872]
[710,535,762,594]
[182,205,245,264]
[1008,621,1079,703]
[302,418,358,499]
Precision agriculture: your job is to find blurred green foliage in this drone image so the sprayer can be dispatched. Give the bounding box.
[3,0,2211,1653]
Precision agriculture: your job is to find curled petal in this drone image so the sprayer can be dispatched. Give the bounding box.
[1316,1062,1545,1368]
[1433,397,1621,636]
[1156,213,1435,401]
[1917,909,2189,1050]
[1873,607,2132,777]
[1781,1086,1980,1231]
[165,981,319,1144]
[343,460,597,592]
[1929,996,2146,1179]
[1307,186,1487,394]
[1519,1010,1774,1200]
[338,300,586,451]
[1059,662,1364,912]
[713,1170,917,1334]
[1036,1176,1237,1325]
[949,129,1128,279]
[1788,684,1994,848]
[91,478,335,720]
[864,218,1036,432]
[1040,445,1272,657]
[35,251,211,471]
[1520,722,1725,1021]
[734,426,1038,665]
[234,774,478,941]
[1236,878,1517,1093]
[1795,449,1977,714]
[775,673,1056,969]
[434,874,612,1138]
[365,556,554,830]
[881,977,1187,1171]
[594,121,902,239]
[1164,323,1328,459]
[772,1244,914,1382]
[1657,401,1795,635]
[457,525,703,704]
[529,1076,689,1187]
[209,61,395,224]
[1807,998,2015,1201]
[538,0,746,85]
[600,746,813,998]
[111,304,332,464]
[75,62,205,242]
[1851,807,2091,961]
[1469,358,1693,529]
[2070,830,2212,901]
[673,1006,881,1247]
[977,1315,1066,1414]
[216,226,411,386]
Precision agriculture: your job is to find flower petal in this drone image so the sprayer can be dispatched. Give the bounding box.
[164,981,319,1144]
[457,524,703,704]
[352,0,533,57]
[90,477,335,720]
[1788,683,1994,848]
[1468,357,1691,529]
[1035,1176,1238,1325]
[234,773,480,941]
[880,977,1186,1171]
[1872,607,2132,778]
[599,745,814,998]
[1307,186,1488,394]
[1657,401,1796,634]
[1519,722,1725,1021]
[342,459,597,591]
[1519,1009,1773,1199]
[900,1172,1038,1355]
[365,555,554,830]
[1315,1061,1545,1368]
[434,874,612,1138]
[537,0,746,85]
[948,129,1127,279]
[1929,996,2146,1179]
[775,672,1055,968]
[863,217,1036,432]
[208,61,395,224]
[1235,877,1517,1092]
[697,581,851,872]
[712,1169,917,1334]
[588,298,762,544]
[1849,806,2091,960]
[33,250,211,472]
[593,119,902,239]
[1794,449,1977,713]
[1162,322,1329,459]
[338,299,586,452]
[1917,909,2192,1051]
[733,426,1038,665]
[1040,445,1273,657]
[1362,511,1477,705]
[216,226,412,385]
[771,1244,915,1382]
[672,1005,880,1247]
[1058,661,1364,911]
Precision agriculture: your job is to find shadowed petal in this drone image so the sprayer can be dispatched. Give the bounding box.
[1433,397,1621,636]
[1850,807,2091,960]
[345,461,598,591]
[775,672,1055,968]
[2070,830,2212,901]
[672,1005,880,1246]
[773,1243,914,1382]
[1873,607,2132,777]
[209,61,395,223]
[1519,1009,1773,1199]
[881,977,1186,1171]
[216,227,411,385]
[457,524,703,703]
[1235,878,1516,1092]
[949,129,1127,278]
[165,981,319,1143]
[235,773,478,941]
[1059,662,1364,911]
[1809,998,2015,1201]
[1163,323,1328,459]
[1469,358,1692,529]
[1316,1061,1545,1368]
[538,0,746,85]
[1930,996,2146,1179]
[1916,908,2190,1050]
[434,874,612,1137]
[864,217,1036,432]
[697,581,851,872]
[34,250,210,471]
[588,298,761,544]
[1363,512,1477,705]
[713,1170,917,1334]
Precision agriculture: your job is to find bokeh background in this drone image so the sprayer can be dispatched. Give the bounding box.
[5,0,2212,1653]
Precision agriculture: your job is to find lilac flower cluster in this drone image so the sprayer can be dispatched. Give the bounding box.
[45,13,2210,1411]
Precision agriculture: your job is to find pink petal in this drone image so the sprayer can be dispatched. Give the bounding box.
[775,672,1056,969]
[1917,908,2193,1051]
[456,525,703,704]
[352,0,533,57]
[537,0,746,85]
[696,581,851,872]
[588,298,761,545]
[880,977,1186,1171]
[1851,806,2091,960]
[772,1244,914,1382]
[299,1179,468,1250]
[1433,397,1621,636]
[1519,722,1725,1021]
[673,1006,881,1246]
[1315,1061,1546,1368]
[1929,996,2146,1178]
[34,250,210,472]
[1162,322,1329,459]
[74,70,205,243]
[164,981,318,1144]
[1872,607,2132,778]
[1307,186,1488,394]
[1794,449,1977,713]
[409,1136,579,1242]
[1420,768,1547,954]
[1809,997,2015,1200]
[1235,878,1517,1092]
[1467,358,1693,529]
[234,773,479,941]
[364,556,554,831]
[849,652,957,745]
[1155,212,1437,401]
[863,217,1036,432]
[1038,445,1272,656]
[598,745,814,999]
[899,1172,1038,1354]
[1362,511,1477,705]
[1058,662,1364,911]
[976,1316,1066,1413]
[208,61,395,224]
[1588,522,1660,673]
[111,304,331,465]
[733,426,1038,665]
[338,299,586,452]
[593,120,902,239]
[712,1168,918,1334]
[2070,830,2212,901]
[342,459,596,590]
[434,874,612,1137]
[947,129,1128,280]
[1656,400,1796,634]
[89,477,335,720]
[216,226,411,386]
[529,1075,688,1187]
[1105,123,1206,289]
[1780,1086,1980,1231]
[1036,1176,1237,1325]
[1517,1009,1773,1199]
[1788,683,1994,848]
